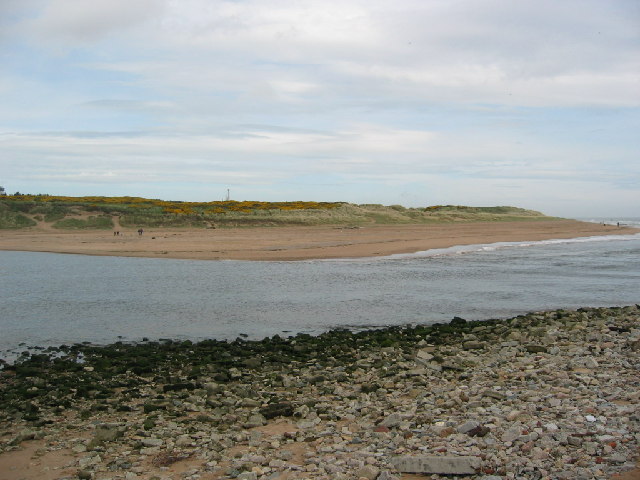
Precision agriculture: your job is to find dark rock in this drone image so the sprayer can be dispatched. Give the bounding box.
[450,317,467,326]
[525,345,548,353]
[260,402,294,419]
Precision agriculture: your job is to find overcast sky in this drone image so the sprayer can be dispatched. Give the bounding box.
[1,0,638,217]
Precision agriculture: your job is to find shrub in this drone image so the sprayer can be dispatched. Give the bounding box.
[52,216,113,230]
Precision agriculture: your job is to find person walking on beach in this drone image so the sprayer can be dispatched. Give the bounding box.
[138,228,144,236]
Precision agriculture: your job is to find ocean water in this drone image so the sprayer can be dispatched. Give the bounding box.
[1,228,639,361]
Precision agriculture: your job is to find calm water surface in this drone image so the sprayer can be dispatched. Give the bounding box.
[1,232,639,360]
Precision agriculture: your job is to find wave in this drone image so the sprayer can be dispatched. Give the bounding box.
[323,233,640,262]
[581,218,640,228]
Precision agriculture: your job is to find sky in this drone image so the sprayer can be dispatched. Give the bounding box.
[0,0,638,218]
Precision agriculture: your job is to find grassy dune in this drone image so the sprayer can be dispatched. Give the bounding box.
[0,195,554,230]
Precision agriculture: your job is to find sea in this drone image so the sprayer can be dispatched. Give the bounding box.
[1,218,638,362]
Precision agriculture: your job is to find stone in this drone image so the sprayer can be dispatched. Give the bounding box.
[244,413,267,428]
[260,402,294,419]
[380,413,403,428]
[457,420,480,434]
[525,345,548,353]
[377,472,400,480]
[502,426,522,443]
[390,455,481,475]
[141,437,163,447]
[356,465,380,480]
[88,424,125,448]
[78,454,102,468]
[416,349,434,363]
[467,425,491,437]
[463,341,486,350]
[237,472,258,480]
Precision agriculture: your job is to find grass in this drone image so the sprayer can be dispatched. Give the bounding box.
[0,195,554,230]
[0,210,37,229]
[52,216,114,230]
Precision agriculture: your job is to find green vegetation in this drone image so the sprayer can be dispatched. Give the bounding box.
[0,194,553,230]
[52,216,114,230]
[0,207,36,229]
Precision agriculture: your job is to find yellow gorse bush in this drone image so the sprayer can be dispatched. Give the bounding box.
[4,195,342,215]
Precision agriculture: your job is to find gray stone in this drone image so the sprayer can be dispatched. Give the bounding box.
[377,472,400,480]
[356,465,380,480]
[463,341,486,350]
[502,426,522,443]
[608,454,627,464]
[88,423,125,448]
[457,420,480,434]
[244,413,267,428]
[567,436,582,446]
[416,349,434,363]
[141,437,163,447]
[237,472,258,480]
[380,413,403,428]
[390,455,481,475]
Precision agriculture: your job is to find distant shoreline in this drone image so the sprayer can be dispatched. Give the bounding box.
[0,219,637,261]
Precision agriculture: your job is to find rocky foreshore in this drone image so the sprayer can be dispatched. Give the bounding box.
[1,306,639,480]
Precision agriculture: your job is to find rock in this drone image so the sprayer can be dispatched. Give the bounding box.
[467,425,491,437]
[457,420,480,434]
[390,455,481,475]
[356,465,380,480]
[416,349,434,363]
[441,359,465,371]
[88,424,125,449]
[141,437,163,447]
[525,345,548,353]
[244,413,267,428]
[502,426,522,443]
[243,358,262,369]
[568,436,582,446]
[260,402,294,419]
[380,413,403,428]
[377,472,400,480]
[78,454,102,468]
[237,472,258,480]
[463,341,486,350]
[175,434,192,446]
[242,398,262,408]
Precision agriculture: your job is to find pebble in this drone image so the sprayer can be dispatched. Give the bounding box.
[1,305,639,480]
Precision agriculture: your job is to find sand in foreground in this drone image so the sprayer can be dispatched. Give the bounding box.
[0,220,636,261]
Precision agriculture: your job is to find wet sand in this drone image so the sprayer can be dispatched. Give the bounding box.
[0,220,636,261]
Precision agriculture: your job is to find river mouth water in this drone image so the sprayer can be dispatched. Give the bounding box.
[1,233,639,361]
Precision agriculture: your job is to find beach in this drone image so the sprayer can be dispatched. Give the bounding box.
[1,306,639,479]
[0,220,636,261]
[1,220,639,479]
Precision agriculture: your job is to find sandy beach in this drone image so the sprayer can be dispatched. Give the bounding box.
[0,220,636,261]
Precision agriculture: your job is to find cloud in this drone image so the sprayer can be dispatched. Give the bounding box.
[1,0,639,216]
[25,0,165,45]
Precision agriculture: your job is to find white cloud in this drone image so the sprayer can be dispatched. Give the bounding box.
[1,0,639,216]
[26,0,165,44]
